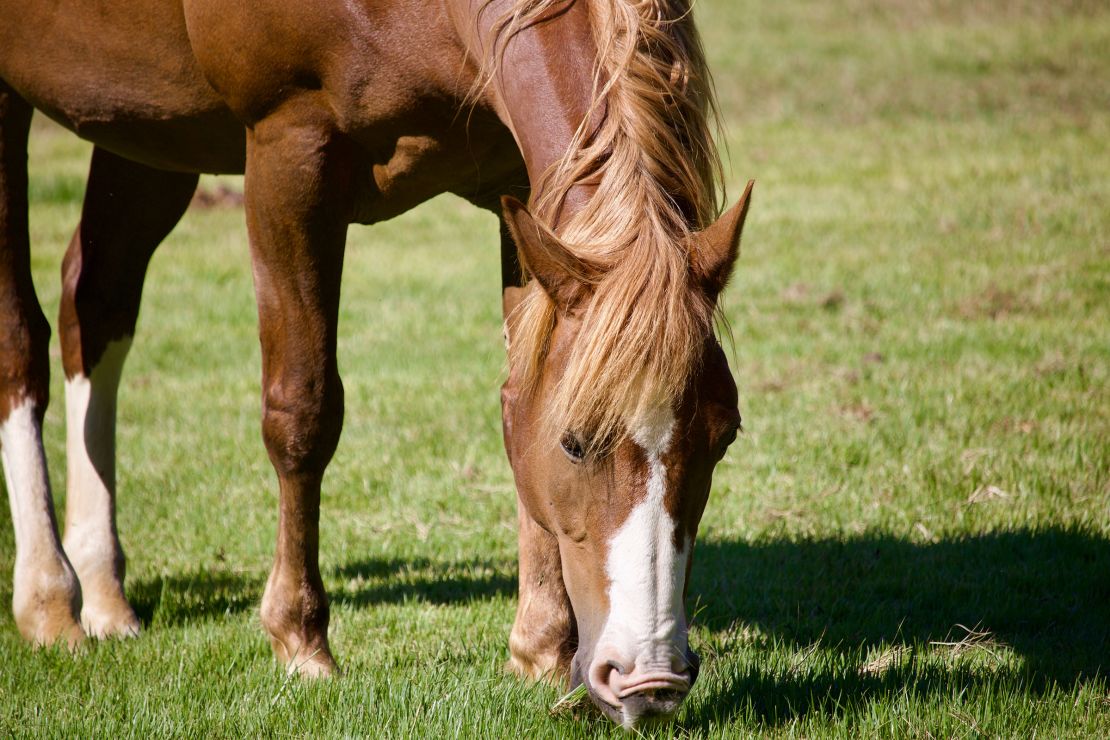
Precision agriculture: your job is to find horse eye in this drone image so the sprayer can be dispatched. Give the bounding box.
[560,433,585,463]
[719,423,739,451]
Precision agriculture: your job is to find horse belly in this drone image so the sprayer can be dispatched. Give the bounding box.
[0,0,245,173]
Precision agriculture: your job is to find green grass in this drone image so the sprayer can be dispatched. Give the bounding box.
[2,0,1109,735]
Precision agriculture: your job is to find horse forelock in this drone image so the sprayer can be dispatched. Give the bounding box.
[491,0,725,452]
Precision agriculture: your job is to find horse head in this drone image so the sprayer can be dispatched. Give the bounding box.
[499,181,752,727]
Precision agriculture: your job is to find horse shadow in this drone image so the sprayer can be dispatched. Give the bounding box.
[130,570,262,627]
[328,556,516,608]
[128,555,516,627]
[681,526,1110,728]
[126,525,1108,728]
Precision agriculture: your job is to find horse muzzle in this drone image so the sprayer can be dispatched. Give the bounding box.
[572,645,701,728]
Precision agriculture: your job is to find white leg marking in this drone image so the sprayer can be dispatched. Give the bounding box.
[1,401,57,560]
[1,399,82,643]
[63,338,139,637]
[596,405,690,678]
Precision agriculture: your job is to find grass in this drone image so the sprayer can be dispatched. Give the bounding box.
[2,0,1108,735]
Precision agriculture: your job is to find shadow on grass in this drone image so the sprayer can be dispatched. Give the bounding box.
[681,525,1110,728]
[129,571,263,628]
[124,526,1107,728]
[127,557,515,627]
[329,557,515,608]
[680,658,1017,730]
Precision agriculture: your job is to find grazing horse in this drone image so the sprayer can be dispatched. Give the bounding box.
[0,0,750,727]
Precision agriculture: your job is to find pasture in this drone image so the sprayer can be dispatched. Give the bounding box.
[1,0,1108,735]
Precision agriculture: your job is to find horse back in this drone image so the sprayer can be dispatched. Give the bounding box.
[1,0,521,213]
[0,0,242,172]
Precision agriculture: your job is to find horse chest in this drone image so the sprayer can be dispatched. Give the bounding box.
[347,111,523,224]
[349,134,449,224]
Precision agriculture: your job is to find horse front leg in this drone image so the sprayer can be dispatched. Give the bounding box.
[0,81,83,647]
[508,503,576,681]
[245,109,353,677]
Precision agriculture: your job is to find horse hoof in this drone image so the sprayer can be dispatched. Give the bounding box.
[17,611,86,650]
[287,650,339,678]
[80,599,141,639]
[13,565,85,650]
[507,652,561,683]
[271,636,339,678]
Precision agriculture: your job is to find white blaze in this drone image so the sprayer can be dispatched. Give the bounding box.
[596,404,689,671]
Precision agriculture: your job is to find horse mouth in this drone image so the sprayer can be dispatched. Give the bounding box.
[571,648,701,728]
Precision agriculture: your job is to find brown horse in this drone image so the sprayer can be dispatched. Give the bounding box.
[0,0,750,726]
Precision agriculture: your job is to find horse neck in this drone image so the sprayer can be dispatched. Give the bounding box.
[460,0,601,225]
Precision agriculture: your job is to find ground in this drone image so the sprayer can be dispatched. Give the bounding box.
[1,0,1108,736]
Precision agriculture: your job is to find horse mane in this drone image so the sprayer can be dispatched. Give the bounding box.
[488,0,724,451]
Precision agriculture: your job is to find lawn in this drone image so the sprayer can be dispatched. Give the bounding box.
[2,0,1108,736]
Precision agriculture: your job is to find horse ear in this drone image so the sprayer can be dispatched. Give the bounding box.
[501,196,591,308]
[691,179,754,299]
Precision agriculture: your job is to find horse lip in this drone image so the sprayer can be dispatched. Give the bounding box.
[616,673,691,699]
[585,685,624,724]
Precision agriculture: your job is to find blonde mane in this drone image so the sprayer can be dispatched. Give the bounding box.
[490,0,724,450]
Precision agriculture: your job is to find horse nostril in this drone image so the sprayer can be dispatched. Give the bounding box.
[587,656,627,709]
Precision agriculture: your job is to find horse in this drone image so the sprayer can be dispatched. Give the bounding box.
[0,0,751,727]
